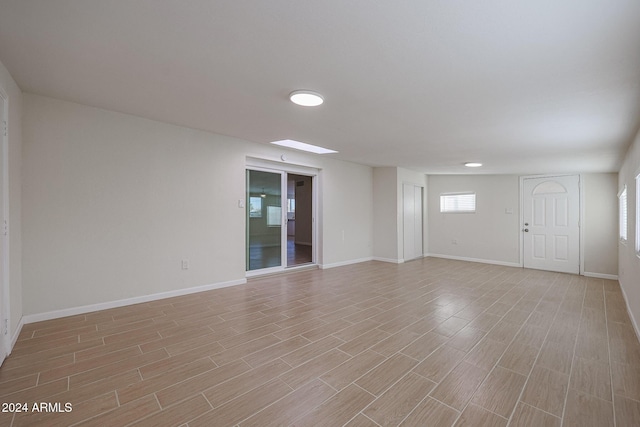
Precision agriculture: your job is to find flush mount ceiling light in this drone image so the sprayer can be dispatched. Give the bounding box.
[270,139,337,154]
[289,90,324,107]
[464,162,483,168]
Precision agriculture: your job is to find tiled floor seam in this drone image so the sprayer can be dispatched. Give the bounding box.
[115,381,122,406]
[429,395,464,414]
[394,392,437,426]
[448,286,549,425]
[149,362,249,410]
[506,274,578,426]
[555,275,586,426]
[316,376,339,393]
[344,383,394,427]
[199,391,217,419]
[358,369,420,422]
[123,391,190,427]
[400,345,441,363]
[517,401,562,420]
[603,280,618,427]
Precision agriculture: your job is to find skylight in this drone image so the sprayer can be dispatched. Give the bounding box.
[270,139,338,154]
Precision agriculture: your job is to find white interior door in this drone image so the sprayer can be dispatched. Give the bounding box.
[523,175,580,274]
[403,184,423,261]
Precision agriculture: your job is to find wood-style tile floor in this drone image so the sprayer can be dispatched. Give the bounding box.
[2,258,640,426]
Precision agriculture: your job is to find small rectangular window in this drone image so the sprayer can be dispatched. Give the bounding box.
[619,185,628,242]
[440,193,476,213]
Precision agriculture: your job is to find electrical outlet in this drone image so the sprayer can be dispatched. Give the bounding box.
[451,239,457,245]
[181,259,189,270]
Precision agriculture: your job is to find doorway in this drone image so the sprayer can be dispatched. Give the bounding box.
[246,167,315,274]
[522,175,580,274]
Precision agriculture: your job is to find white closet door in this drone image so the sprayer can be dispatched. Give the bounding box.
[403,184,423,261]
[414,185,423,258]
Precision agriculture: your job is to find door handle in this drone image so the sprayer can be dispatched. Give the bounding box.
[523,228,529,232]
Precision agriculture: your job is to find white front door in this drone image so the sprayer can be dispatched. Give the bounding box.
[523,175,580,274]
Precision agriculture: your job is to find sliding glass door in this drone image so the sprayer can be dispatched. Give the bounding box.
[246,166,316,274]
[246,169,283,271]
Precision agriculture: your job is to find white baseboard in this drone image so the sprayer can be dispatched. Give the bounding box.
[246,264,318,278]
[619,281,640,344]
[425,253,522,268]
[320,257,373,269]
[246,266,284,278]
[22,278,247,324]
[9,316,24,353]
[583,272,619,280]
[372,257,404,264]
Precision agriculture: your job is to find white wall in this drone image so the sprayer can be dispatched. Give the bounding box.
[372,167,428,263]
[583,173,618,277]
[373,167,400,261]
[618,127,640,334]
[428,175,521,265]
[427,173,619,273]
[317,160,373,267]
[22,94,373,316]
[0,59,22,344]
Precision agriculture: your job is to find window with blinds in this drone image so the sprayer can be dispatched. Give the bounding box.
[619,185,627,242]
[440,193,476,213]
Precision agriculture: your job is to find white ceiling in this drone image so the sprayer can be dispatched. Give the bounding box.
[1,0,639,174]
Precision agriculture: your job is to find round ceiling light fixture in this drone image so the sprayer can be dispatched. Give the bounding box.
[464,162,483,167]
[289,90,324,107]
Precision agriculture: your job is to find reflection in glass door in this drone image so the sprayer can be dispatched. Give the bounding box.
[246,169,283,271]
